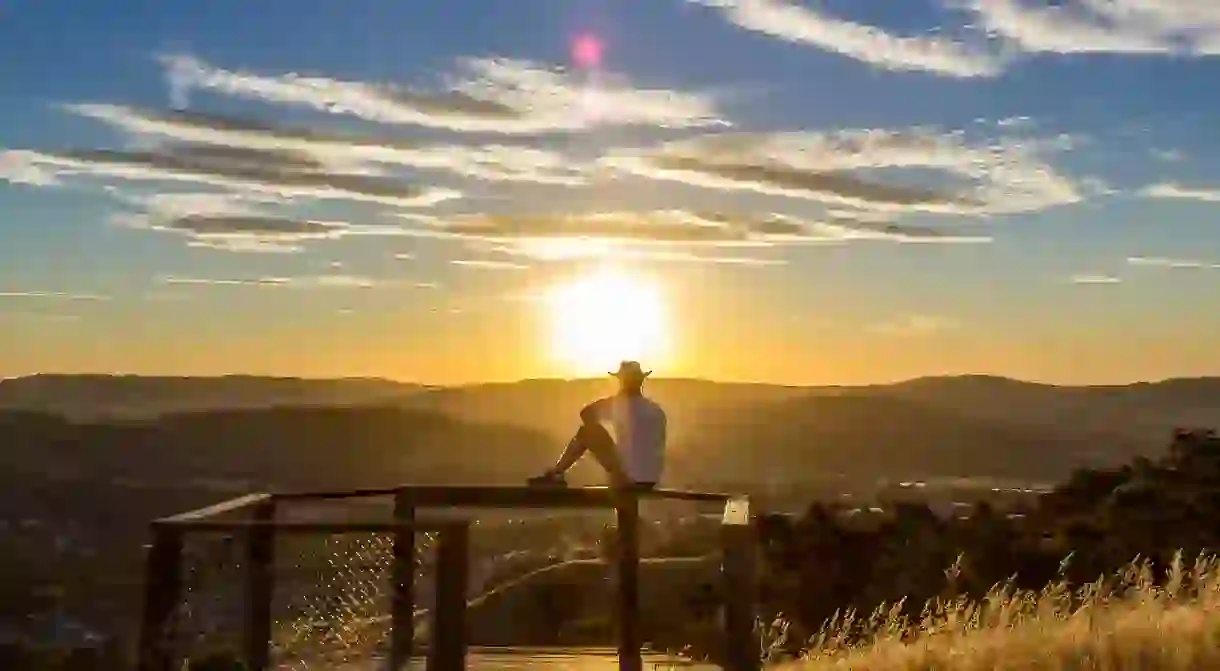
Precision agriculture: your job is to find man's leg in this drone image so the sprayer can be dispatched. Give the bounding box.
[577,423,632,485]
[530,423,631,485]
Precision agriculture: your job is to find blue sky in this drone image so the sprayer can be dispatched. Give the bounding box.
[2,0,1220,384]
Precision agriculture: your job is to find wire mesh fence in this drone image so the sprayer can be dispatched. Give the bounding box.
[147,493,741,670]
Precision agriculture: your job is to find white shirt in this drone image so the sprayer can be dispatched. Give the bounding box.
[587,393,667,483]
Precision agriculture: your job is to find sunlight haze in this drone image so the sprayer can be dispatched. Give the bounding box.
[2,0,1220,385]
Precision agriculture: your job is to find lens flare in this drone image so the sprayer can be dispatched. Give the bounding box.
[571,32,604,70]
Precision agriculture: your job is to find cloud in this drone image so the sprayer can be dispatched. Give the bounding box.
[599,129,1084,216]
[0,150,61,186]
[963,0,1220,57]
[158,274,382,288]
[0,291,109,300]
[996,115,1034,128]
[1069,274,1122,284]
[112,192,429,253]
[159,276,291,287]
[17,147,458,210]
[870,314,959,337]
[65,104,588,185]
[691,1,1220,78]
[492,241,788,266]
[1127,256,1220,269]
[112,192,347,253]
[160,53,727,134]
[450,259,530,270]
[1152,149,1185,162]
[1140,182,1220,202]
[687,0,1004,78]
[409,209,991,247]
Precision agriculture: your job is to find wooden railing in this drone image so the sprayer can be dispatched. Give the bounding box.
[137,485,760,671]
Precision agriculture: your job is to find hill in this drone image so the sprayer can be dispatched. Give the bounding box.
[671,391,1112,483]
[871,375,1220,454]
[400,377,809,445]
[0,374,429,419]
[0,405,555,642]
[8,373,1220,463]
[784,553,1220,671]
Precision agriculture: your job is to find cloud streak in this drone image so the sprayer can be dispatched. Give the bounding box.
[688,0,1004,78]
[0,150,61,187]
[1069,274,1122,284]
[0,291,109,301]
[21,147,458,210]
[691,0,1220,78]
[412,209,991,246]
[66,104,589,185]
[450,259,531,270]
[113,192,436,253]
[1141,182,1220,202]
[159,274,384,288]
[600,129,1083,216]
[965,0,1220,57]
[160,53,728,134]
[1127,256,1220,269]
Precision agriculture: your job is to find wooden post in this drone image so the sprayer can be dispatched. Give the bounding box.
[244,499,276,671]
[390,490,417,670]
[615,493,642,671]
[721,497,760,671]
[137,524,183,671]
[429,523,469,671]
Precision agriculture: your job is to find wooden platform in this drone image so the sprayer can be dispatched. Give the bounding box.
[331,647,717,669]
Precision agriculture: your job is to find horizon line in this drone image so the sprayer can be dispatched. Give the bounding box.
[3,371,1218,390]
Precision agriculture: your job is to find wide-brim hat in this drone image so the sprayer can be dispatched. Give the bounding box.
[610,360,651,380]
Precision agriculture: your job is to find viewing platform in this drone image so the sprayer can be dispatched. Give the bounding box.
[137,485,761,671]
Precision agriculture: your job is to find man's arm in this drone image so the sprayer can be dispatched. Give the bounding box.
[580,397,609,425]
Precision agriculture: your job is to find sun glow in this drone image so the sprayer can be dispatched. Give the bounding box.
[545,266,671,375]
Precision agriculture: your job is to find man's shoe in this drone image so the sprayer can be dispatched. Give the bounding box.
[527,472,568,487]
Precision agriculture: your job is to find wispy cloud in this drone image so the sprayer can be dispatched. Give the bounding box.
[996,115,1034,129]
[19,147,458,210]
[1069,274,1122,284]
[0,291,109,301]
[161,53,728,134]
[111,192,354,253]
[1140,182,1220,202]
[1127,256,1220,269]
[0,150,61,187]
[964,0,1220,57]
[492,241,788,266]
[870,314,959,337]
[687,0,1004,78]
[158,274,384,288]
[599,129,1084,216]
[405,209,991,247]
[449,259,530,270]
[65,104,588,185]
[1152,148,1185,162]
[691,0,1220,78]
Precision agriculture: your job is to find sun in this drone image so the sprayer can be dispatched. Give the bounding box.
[545,266,671,376]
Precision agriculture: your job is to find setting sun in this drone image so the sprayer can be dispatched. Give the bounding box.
[545,267,671,376]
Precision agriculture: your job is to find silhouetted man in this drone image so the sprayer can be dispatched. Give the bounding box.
[528,360,667,489]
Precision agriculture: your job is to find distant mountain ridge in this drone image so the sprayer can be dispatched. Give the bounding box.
[4,373,1220,479]
[0,374,434,419]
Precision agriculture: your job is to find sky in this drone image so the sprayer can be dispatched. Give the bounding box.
[3,0,1220,385]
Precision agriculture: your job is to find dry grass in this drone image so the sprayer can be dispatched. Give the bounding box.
[776,552,1220,670]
